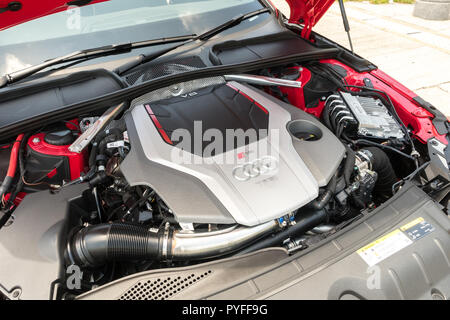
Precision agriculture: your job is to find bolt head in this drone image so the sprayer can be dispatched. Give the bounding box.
[12,290,20,298]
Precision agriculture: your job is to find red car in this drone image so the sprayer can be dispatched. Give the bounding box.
[0,0,448,300]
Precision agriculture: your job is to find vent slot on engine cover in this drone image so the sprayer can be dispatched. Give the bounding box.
[119,270,212,300]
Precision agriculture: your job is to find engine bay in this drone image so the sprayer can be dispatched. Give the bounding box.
[0,59,448,300]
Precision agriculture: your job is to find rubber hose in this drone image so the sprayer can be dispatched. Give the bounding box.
[344,145,356,186]
[0,134,24,198]
[0,133,30,229]
[89,127,124,167]
[69,219,280,266]
[361,147,397,196]
[69,223,161,267]
[237,207,328,255]
[98,128,123,155]
[311,172,338,210]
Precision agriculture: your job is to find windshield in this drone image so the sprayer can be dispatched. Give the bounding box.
[0,0,263,75]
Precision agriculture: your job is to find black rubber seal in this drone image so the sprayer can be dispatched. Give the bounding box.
[413,96,450,136]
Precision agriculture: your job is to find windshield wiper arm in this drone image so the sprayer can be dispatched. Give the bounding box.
[0,7,269,88]
[0,34,196,88]
[115,7,270,75]
[198,7,269,41]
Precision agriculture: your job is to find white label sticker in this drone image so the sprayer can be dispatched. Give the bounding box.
[357,229,413,267]
[107,140,125,149]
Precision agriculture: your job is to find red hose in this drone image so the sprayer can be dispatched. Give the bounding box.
[0,134,25,198]
[5,134,24,179]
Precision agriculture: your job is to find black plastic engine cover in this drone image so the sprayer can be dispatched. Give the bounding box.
[0,184,88,300]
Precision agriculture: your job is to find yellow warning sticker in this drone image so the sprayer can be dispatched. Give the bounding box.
[357,229,413,267]
[400,217,424,231]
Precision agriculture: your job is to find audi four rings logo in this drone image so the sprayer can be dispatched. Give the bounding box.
[232,156,279,181]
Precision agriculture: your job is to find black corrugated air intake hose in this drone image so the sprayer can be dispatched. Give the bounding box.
[359,147,398,196]
[68,207,329,267]
[68,218,281,267]
[68,223,162,267]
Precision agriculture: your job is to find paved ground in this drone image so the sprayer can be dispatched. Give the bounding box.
[272,1,450,116]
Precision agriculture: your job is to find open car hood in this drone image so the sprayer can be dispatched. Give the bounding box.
[0,0,335,34]
[0,0,108,31]
[1,0,336,32]
[285,0,335,38]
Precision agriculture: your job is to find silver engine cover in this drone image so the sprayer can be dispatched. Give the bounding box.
[121,82,345,226]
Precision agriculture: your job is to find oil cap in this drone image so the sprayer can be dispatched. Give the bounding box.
[44,130,75,146]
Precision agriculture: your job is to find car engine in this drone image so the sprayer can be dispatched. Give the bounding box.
[0,63,443,300]
[122,81,344,226]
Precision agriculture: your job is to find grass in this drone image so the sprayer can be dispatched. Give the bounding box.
[393,0,415,3]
